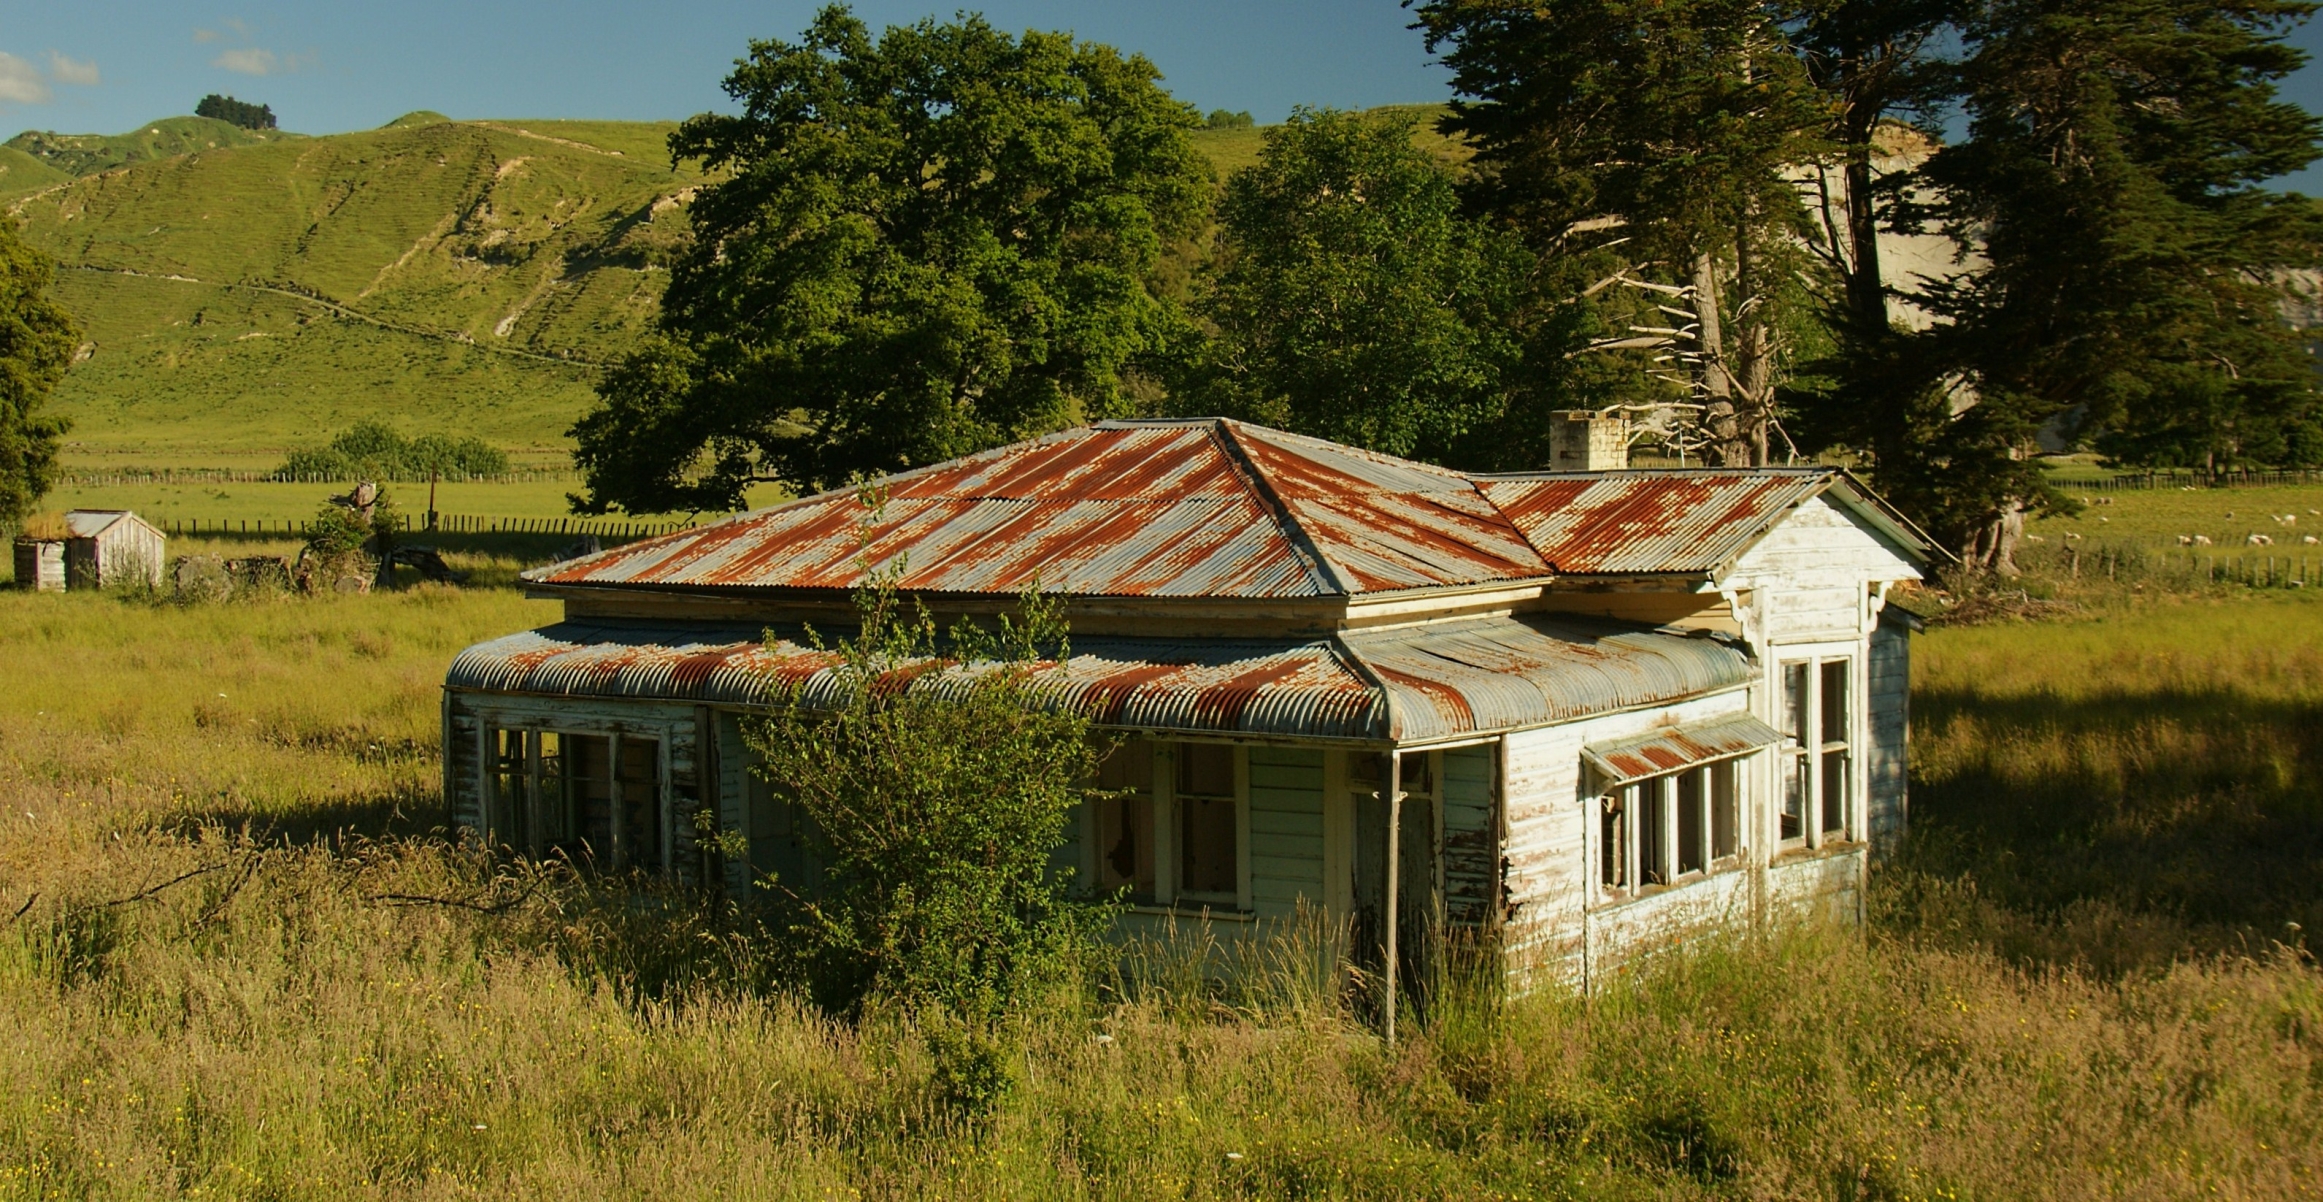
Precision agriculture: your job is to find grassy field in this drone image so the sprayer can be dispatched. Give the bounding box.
[0,542,2316,1196]
[2030,481,2323,564]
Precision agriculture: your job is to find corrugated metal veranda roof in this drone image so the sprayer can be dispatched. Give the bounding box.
[448,615,1756,743]
[1582,713,1785,784]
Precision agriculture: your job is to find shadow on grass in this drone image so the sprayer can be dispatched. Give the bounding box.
[167,790,451,848]
[1888,684,2323,970]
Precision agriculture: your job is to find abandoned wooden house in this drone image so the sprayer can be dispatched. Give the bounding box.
[443,419,1936,989]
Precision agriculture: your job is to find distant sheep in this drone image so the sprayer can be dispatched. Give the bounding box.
[2248,533,2274,546]
[2193,534,2214,546]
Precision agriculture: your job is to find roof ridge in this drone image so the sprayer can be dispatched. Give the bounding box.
[1210,420,1353,597]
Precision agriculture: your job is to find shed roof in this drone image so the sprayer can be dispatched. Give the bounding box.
[64,510,160,540]
[448,614,1755,743]
[525,421,1933,601]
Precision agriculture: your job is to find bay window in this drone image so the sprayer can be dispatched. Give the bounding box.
[1598,756,1745,897]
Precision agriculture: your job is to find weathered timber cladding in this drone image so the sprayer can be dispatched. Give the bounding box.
[1501,724,1589,984]
[1250,746,1325,918]
[1440,745,1499,928]
[1867,609,1911,849]
[1728,495,1917,643]
[1768,848,1864,925]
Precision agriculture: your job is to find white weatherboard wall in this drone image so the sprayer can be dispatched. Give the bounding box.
[1250,746,1327,918]
[1724,494,1921,646]
[1501,689,1757,988]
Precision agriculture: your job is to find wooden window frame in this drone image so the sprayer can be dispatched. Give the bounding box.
[478,720,676,876]
[1166,741,1249,911]
[1777,652,1859,852]
[1595,755,1751,902]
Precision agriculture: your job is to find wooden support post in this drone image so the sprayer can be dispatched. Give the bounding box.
[1383,750,1403,1046]
[476,724,496,845]
[609,732,626,871]
[660,740,674,879]
[524,731,543,858]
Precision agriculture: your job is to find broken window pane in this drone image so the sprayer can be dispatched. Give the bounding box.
[1821,660,1851,745]
[1094,740,1155,900]
[1599,790,1627,890]
[1175,743,1237,901]
[1177,743,1235,798]
[1711,758,1738,859]
[1639,778,1667,885]
[1822,749,1850,836]
[1677,768,1705,875]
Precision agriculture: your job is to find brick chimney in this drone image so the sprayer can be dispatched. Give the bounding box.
[1548,410,1629,471]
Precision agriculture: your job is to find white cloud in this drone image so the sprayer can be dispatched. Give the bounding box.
[0,52,52,105]
[212,47,278,75]
[46,51,98,86]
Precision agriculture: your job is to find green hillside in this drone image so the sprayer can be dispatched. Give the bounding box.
[9,106,1451,467]
[7,115,701,461]
[5,115,301,177]
[0,145,73,200]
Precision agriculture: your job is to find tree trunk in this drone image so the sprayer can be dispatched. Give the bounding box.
[1730,221,1775,466]
[1841,92,1886,332]
[1968,501,2025,577]
[1694,251,1747,466]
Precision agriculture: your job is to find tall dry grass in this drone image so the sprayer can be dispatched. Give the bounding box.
[0,583,2317,1197]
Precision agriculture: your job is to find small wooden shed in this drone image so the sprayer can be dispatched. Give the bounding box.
[63,510,167,591]
[12,536,66,592]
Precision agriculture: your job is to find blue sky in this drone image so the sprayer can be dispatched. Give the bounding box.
[7,1,2323,190]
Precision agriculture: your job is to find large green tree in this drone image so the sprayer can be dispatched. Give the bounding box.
[1868,0,2322,564]
[0,219,79,533]
[1172,109,1538,462]
[1417,0,1829,465]
[571,5,1212,513]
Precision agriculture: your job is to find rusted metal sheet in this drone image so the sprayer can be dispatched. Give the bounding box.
[527,420,1551,599]
[1478,471,1829,576]
[1580,713,1783,784]
[449,615,1752,743]
[1340,618,1755,742]
[450,621,1387,739]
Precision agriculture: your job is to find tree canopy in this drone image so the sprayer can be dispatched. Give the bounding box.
[1173,108,1536,461]
[0,220,80,533]
[570,5,1213,514]
[194,94,277,131]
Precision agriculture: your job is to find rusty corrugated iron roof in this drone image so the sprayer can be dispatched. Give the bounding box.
[1581,713,1785,784]
[524,421,1934,599]
[447,615,1755,742]
[1476,468,1936,576]
[525,420,1551,599]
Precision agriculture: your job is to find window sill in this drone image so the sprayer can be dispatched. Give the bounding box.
[1121,902,1256,923]
[1593,864,1749,911]
[1773,840,1862,866]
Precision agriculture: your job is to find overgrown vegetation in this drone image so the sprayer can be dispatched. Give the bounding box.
[744,571,1103,1023]
[0,522,2318,1193]
[279,420,509,482]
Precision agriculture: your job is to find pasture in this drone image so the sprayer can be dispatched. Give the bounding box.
[0,526,2316,1196]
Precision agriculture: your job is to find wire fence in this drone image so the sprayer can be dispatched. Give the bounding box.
[2057,467,2323,492]
[160,513,697,541]
[62,468,581,486]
